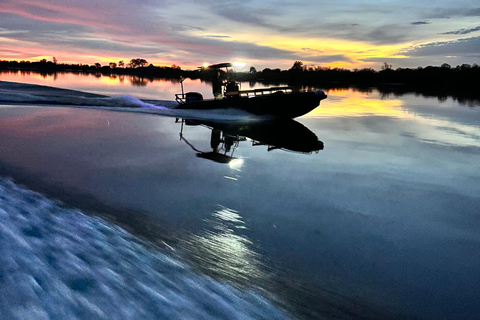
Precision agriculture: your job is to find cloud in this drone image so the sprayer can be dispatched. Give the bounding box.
[301,48,324,54]
[194,0,279,29]
[298,48,353,64]
[200,40,297,60]
[204,35,232,39]
[365,24,412,44]
[440,26,480,35]
[427,7,480,19]
[274,21,414,45]
[0,14,166,56]
[400,37,480,57]
[0,27,28,35]
[2,0,480,69]
[465,8,480,16]
[411,21,430,25]
[0,0,178,37]
[168,24,206,32]
[305,54,353,64]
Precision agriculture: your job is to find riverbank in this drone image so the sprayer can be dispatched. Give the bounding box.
[2,60,479,97]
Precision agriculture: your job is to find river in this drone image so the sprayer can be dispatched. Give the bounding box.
[0,71,479,319]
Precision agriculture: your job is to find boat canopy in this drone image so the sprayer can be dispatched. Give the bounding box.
[207,63,232,69]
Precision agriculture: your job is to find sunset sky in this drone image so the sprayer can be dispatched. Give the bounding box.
[1,0,479,70]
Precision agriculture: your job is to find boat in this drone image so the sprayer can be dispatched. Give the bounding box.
[174,63,327,118]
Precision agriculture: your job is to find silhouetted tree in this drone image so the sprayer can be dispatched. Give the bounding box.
[458,64,472,70]
[381,62,393,70]
[109,62,117,68]
[52,57,57,64]
[249,66,257,73]
[290,61,304,71]
[129,58,148,68]
[94,63,101,68]
[118,60,125,68]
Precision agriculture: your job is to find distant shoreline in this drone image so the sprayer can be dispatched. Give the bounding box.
[1,60,479,106]
[1,60,478,86]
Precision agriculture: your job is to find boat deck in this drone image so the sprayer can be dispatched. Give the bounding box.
[224,86,293,97]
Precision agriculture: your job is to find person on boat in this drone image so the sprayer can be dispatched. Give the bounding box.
[212,71,223,100]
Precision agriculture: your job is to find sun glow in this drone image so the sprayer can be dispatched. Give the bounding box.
[256,35,410,68]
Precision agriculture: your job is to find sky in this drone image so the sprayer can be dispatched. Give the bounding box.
[0,0,479,70]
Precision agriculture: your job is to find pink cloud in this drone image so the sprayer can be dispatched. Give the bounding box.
[0,0,124,31]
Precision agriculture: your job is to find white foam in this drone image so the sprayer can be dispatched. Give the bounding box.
[0,177,290,319]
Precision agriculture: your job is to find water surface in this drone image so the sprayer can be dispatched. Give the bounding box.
[0,75,479,320]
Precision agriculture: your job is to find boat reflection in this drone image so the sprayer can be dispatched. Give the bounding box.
[177,118,324,164]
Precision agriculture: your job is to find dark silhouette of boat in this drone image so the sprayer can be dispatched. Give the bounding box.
[174,63,327,118]
[178,117,324,164]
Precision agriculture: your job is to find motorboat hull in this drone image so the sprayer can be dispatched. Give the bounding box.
[175,90,327,118]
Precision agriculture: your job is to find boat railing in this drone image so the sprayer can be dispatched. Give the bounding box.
[175,93,186,104]
[176,86,294,102]
[225,86,293,97]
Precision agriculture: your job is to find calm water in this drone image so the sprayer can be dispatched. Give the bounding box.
[0,72,479,320]
[0,70,268,100]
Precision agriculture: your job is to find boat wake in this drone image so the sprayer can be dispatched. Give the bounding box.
[0,81,275,122]
[0,177,290,320]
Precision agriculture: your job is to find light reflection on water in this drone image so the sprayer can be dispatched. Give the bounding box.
[300,87,480,149]
[306,89,405,118]
[182,205,265,285]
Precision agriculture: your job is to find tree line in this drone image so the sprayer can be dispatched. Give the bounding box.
[1,58,479,94]
[237,61,479,91]
[0,58,183,78]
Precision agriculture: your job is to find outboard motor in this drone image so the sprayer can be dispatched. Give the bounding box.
[185,92,203,103]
